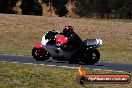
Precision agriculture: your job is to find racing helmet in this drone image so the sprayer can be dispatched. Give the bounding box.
[63,26,73,35]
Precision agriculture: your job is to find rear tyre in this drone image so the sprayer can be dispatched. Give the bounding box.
[82,49,100,65]
[32,47,50,61]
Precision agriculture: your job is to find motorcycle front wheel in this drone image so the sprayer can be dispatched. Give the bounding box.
[32,47,51,61]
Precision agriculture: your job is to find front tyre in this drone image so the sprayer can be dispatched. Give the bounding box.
[32,47,50,61]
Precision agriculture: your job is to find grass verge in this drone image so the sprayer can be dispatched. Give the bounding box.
[0,61,131,88]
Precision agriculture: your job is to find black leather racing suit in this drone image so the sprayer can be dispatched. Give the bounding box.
[63,31,87,51]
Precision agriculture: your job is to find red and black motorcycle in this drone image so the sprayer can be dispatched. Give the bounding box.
[32,29,102,65]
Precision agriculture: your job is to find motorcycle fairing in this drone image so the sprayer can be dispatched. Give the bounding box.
[41,33,49,46]
[56,35,68,45]
[43,44,77,60]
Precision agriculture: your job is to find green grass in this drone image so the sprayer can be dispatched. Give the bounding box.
[0,61,131,88]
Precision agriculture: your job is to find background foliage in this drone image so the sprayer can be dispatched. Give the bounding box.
[0,0,132,19]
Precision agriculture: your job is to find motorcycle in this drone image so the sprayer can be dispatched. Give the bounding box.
[32,30,102,65]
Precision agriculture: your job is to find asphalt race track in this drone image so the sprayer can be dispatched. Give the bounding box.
[0,55,132,73]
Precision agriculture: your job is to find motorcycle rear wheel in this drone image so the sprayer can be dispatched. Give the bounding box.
[32,47,51,61]
[82,49,100,65]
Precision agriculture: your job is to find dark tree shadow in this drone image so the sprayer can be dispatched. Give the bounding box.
[0,0,19,14]
[20,0,43,16]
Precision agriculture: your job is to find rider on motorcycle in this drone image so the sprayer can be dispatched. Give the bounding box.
[41,26,86,50]
[62,26,86,49]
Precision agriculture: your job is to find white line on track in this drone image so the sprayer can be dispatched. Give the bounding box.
[0,60,130,73]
